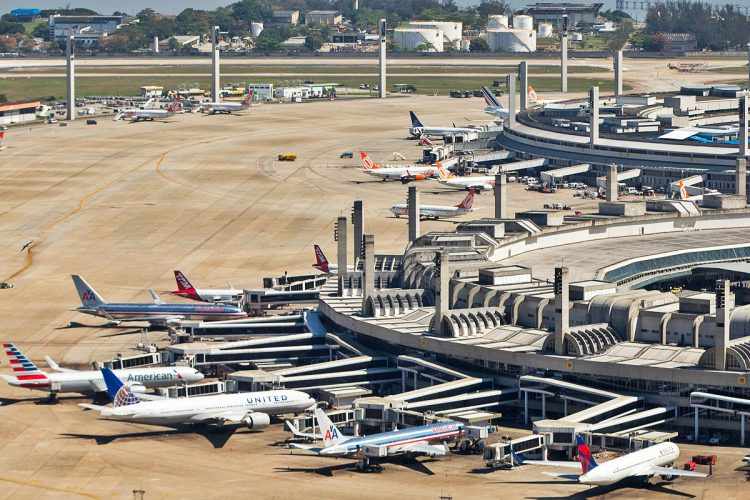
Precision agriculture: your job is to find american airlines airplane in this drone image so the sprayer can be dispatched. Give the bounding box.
[408,111,476,138]
[312,245,338,274]
[435,162,496,192]
[360,152,437,182]
[114,98,182,122]
[480,87,510,121]
[200,92,252,114]
[172,270,243,304]
[81,368,315,429]
[1,343,203,397]
[72,275,246,325]
[390,190,475,219]
[290,408,463,471]
[518,435,707,487]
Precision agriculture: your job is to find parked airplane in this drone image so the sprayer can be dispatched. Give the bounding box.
[481,87,510,121]
[435,162,495,192]
[72,275,246,325]
[200,92,252,114]
[1,343,203,397]
[517,435,707,486]
[172,270,243,304]
[290,408,463,471]
[391,190,475,219]
[81,368,315,429]
[312,245,338,274]
[114,98,182,122]
[409,111,476,138]
[360,151,437,182]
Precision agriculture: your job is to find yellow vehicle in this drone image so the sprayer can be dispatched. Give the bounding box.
[278,153,297,161]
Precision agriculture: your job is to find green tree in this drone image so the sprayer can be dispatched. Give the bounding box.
[305,32,325,50]
[0,21,25,35]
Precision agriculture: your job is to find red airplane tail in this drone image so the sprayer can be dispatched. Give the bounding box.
[167,97,183,113]
[359,151,379,170]
[173,270,199,299]
[313,245,330,273]
[457,189,475,209]
[243,90,253,107]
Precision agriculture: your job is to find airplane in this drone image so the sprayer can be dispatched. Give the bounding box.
[1,343,203,398]
[360,151,437,183]
[435,162,496,192]
[289,408,463,471]
[200,92,253,114]
[0,130,5,149]
[172,270,243,304]
[409,111,476,138]
[480,87,510,121]
[517,435,707,487]
[114,98,182,122]
[81,367,315,429]
[390,190,475,219]
[312,244,338,275]
[72,275,246,325]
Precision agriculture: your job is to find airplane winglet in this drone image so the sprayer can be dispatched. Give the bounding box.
[148,289,163,305]
[45,356,75,373]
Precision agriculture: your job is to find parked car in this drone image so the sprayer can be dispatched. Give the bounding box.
[339,151,353,159]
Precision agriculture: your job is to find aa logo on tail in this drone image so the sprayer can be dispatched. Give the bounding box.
[324,427,339,441]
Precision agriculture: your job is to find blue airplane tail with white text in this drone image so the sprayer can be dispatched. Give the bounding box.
[101,368,141,407]
[409,111,424,128]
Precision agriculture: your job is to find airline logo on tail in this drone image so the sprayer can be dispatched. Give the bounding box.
[436,162,453,181]
[419,135,433,146]
[359,152,380,171]
[313,245,330,273]
[0,131,5,143]
[3,343,48,381]
[576,435,598,474]
[173,270,199,299]
[409,111,424,129]
[72,275,105,309]
[315,408,345,448]
[528,85,539,103]
[677,179,688,200]
[243,91,253,106]
[457,190,475,210]
[167,99,183,113]
[481,87,501,108]
[102,368,141,407]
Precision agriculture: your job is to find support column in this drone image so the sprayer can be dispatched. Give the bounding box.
[153,35,160,54]
[506,73,516,128]
[65,33,75,121]
[336,217,347,296]
[408,186,420,243]
[494,173,508,219]
[747,43,750,86]
[352,200,364,263]
[560,15,569,94]
[554,266,570,355]
[737,158,747,200]
[378,19,387,99]
[740,93,748,158]
[743,414,746,446]
[430,250,450,336]
[524,391,529,425]
[361,234,375,310]
[519,61,529,112]
[606,164,618,202]
[589,86,599,147]
[563,398,568,416]
[541,394,546,419]
[693,409,699,441]
[211,26,221,103]
[715,279,733,371]
[613,50,623,96]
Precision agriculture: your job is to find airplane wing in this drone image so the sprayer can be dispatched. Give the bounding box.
[389,441,449,457]
[288,442,324,453]
[644,465,708,479]
[79,403,107,412]
[521,460,582,469]
[285,420,322,440]
[45,356,76,373]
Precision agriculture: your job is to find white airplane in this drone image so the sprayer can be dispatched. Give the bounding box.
[408,111,476,138]
[312,244,338,274]
[200,92,252,114]
[81,368,315,429]
[435,162,496,192]
[391,190,475,219]
[518,435,707,487]
[360,151,437,182]
[172,270,243,304]
[114,98,182,122]
[1,343,203,397]
[481,87,510,121]
[289,408,462,471]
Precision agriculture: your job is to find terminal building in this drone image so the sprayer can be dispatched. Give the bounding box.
[48,14,125,46]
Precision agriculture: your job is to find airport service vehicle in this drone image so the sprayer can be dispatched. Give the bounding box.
[114,98,182,122]
[81,368,315,429]
[172,270,243,304]
[360,152,437,182]
[1,343,203,397]
[435,162,496,192]
[312,245,338,274]
[390,190,475,219]
[200,92,252,114]
[290,408,463,471]
[72,275,246,325]
[481,87,510,121]
[408,111,476,138]
[518,435,707,486]
[278,153,297,161]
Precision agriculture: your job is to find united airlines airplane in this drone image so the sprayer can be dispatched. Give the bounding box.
[72,275,246,325]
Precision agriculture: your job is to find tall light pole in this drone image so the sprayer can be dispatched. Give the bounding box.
[65,26,92,121]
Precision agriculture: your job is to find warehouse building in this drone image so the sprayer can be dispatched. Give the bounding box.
[0,101,40,126]
[48,14,124,45]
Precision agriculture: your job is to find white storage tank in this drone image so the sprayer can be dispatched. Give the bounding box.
[393,27,444,52]
[537,22,553,38]
[250,22,264,37]
[572,32,583,42]
[513,15,533,30]
[487,28,537,53]
[407,21,462,49]
[487,15,508,29]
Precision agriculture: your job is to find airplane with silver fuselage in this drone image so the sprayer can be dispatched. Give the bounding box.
[115,98,182,122]
[408,111,476,138]
[200,92,252,114]
[435,162,496,192]
[391,190,475,219]
[1,343,203,397]
[81,368,315,430]
[72,275,246,325]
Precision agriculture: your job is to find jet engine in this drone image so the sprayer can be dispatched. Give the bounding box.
[242,412,271,429]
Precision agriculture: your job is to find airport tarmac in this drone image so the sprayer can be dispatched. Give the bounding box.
[0,94,743,498]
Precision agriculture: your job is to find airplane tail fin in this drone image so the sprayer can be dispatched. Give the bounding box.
[576,435,598,474]
[315,408,345,447]
[71,275,106,309]
[409,111,424,128]
[101,368,141,407]
[243,90,253,107]
[3,343,48,383]
[436,161,452,181]
[0,131,5,144]
[167,99,182,113]
[313,245,330,273]
[419,135,433,146]
[359,151,379,171]
[173,270,199,299]
[481,87,501,108]
[457,189,475,209]
[528,85,539,102]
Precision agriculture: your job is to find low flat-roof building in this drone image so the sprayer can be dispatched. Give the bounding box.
[272,10,300,26]
[522,3,603,28]
[657,32,697,53]
[48,14,124,46]
[305,10,342,26]
[0,101,40,126]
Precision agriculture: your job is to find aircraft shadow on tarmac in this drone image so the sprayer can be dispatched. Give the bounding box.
[60,426,246,449]
[496,478,696,499]
[273,456,437,477]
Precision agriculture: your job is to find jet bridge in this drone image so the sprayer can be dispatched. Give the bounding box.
[690,391,750,445]
[496,157,548,174]
[540,163,590,185]
[595,168,641,189]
